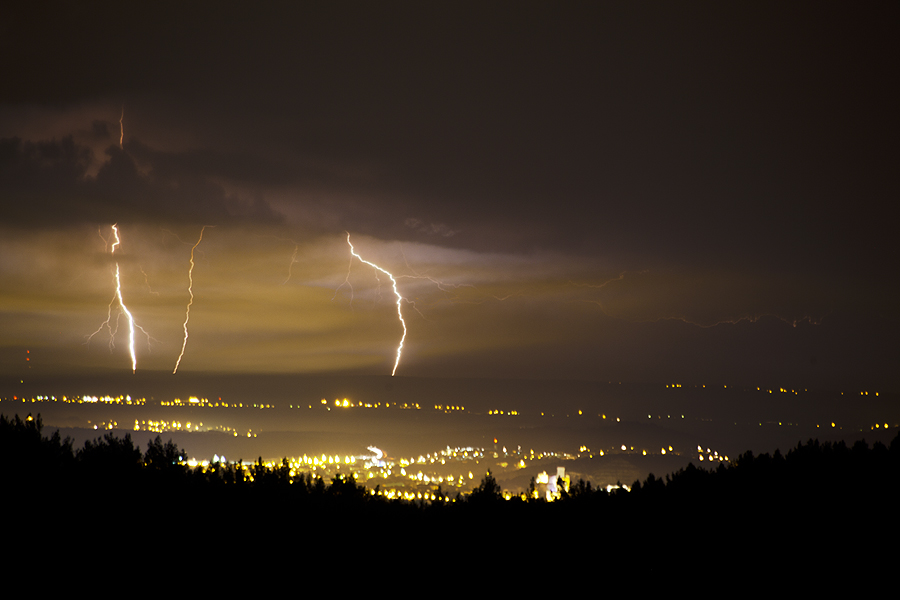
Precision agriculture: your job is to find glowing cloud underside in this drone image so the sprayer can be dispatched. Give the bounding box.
[173,226,210,374]
[345,233,407,376]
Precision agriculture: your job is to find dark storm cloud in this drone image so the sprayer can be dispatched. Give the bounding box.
[404,218,457,238]
[1,2,898,388]
[89,121,112,142]
[5,2,896,261]
[0,136,282,227]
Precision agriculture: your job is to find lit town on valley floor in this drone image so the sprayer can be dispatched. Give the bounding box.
[3,381,896,499]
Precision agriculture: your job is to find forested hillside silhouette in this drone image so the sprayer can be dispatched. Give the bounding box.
[3,412,896,571]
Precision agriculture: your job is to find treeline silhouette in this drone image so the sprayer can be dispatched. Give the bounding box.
[3,412,897,566]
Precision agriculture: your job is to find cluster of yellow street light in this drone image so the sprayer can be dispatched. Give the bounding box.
[585,440,726,462]
[160,399,270,409]
[133,419,205,433]
[289,454,356,469]
[372,489,443,501]
[388,468,474,487]
[665,382,809,393]
[697,446,729,463]
[186,437,741,498]
[253,445,496,489]
[434,404,465,412]
[395,448,485,469]
[1,394,145,405]
[666,381,886,400]
[248,454,481,489]
[161,396,231,407]
[318,398,420,409]
[328,398,358,408]
[82,394,143,405]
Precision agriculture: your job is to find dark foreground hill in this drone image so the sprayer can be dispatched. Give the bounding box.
[3,412,896,581]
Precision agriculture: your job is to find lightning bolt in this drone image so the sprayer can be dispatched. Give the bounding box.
[252,234,301,284]
[283,243,299,285]
[395,248,476,310]
[569,272,632,290]
[140,267,160,296]
[333,250,356,306]
[86,224,145,373]
[119,105,124,149]
[173,226,211,374]
[394,248,529,306]
[344,233,407,376]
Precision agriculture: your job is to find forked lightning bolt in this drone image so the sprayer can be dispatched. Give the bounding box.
[344,233,407,376]
[173,226,211,374]
[86,224,147,373]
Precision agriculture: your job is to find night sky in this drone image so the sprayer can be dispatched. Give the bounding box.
[2,1,897,391]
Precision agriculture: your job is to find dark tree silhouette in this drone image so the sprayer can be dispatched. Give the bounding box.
[469,470,502,503]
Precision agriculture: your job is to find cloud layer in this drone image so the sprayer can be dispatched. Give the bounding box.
[1,2,897,390]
